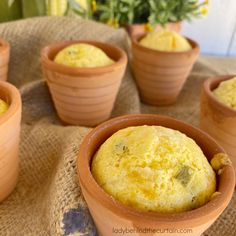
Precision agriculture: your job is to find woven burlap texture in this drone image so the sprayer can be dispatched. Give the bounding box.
[0,17,235,236]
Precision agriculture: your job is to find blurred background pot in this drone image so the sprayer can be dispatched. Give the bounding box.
[0,81,22,202]
[0,38,10,81]
[200,75,236,180]
[41,40,127,127]
[132,34,199,106]
[77,114,235,236]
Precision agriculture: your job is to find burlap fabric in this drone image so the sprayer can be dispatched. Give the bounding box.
[0,17,235,236]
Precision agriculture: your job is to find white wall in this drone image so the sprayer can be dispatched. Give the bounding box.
[182,0,236,56]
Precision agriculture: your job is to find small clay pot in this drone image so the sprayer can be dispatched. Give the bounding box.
[0,81,22,202]
[0,38,10,81]
[126,22,182,38]
[132,34,199,106]
[41,40,127,127]
[77,114,235,236]
[200,75,236,180]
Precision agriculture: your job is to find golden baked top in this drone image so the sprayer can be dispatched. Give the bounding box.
[92,125,216,213]
[0,98,9,116]
[54,43,114,68]
[139,30,192,52]
[213,77,236,110]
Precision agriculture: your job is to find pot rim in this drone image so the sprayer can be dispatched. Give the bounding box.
[0,38,10,53]
[0,81,21,125]
[41,40,128,76]
[129,22,181,26]
[126,21,182,28]
[132,33,199,56]
[77,114,235,225]
[203,75,236,115]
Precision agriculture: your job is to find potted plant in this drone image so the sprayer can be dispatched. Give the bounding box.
[94,0,209,36]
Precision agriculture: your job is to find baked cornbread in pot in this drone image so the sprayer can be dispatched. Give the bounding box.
[132,32,199,105]
[41,40,127,126]
[200,75,236,181]
[77,114,235,236]
[0,81,22,202]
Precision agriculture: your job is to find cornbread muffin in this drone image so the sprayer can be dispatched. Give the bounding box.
[92,125,216,213]
[54,43,114,68]
[213,77,236,110]
[140,30,192,52]
[0,98,9,116]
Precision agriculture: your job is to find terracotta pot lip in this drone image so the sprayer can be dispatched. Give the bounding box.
[126,22,181,27]
[132,33,199,56]
[0,81,21,125]
[41,40,128,76]
[0,38,10,53]
[77,114,235,224]
[203,75,236,115]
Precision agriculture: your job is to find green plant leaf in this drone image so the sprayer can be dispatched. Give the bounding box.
[0,0,22,22]
[95,0,207,26]
[22,0,46,17]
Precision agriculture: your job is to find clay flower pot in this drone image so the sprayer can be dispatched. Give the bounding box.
[41,40,127,127]
[0,38,10,81]
[77,114,235,236]
[0,81,21,202]
[200,75,236,180]
[132,34,199,106]
[126,22,182,38]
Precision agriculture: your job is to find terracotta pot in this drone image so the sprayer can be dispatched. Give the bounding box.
[0,38,10,81]
[126,22,182,38]
[77,114,235,236]
[41,40,127,127]
[0,81,22,202]
[200,75,236,180]
[132,34,199,106]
